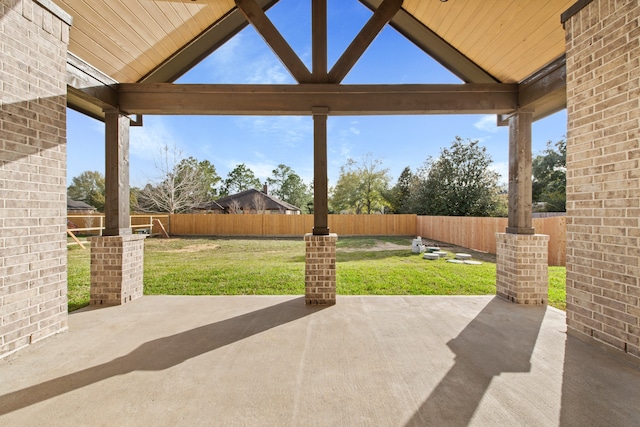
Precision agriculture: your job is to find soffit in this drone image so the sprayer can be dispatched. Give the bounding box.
[54,0,238,83]
[401,0,574,83]
[54,0,573,87]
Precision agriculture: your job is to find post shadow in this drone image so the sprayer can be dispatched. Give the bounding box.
[559,334,640,426]
[0,297,325,415]
[404,297,547,426]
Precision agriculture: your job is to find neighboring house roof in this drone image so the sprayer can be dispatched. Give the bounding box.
[194,200,225,212]
[214,189,300,212]
[67,199,96,211]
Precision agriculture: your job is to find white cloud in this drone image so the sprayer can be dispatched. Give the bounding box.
[237,116,312,148]
[474,115,499,133]
[223,158,275,182]
[247,59,291,84]
[489,161,509,185]
[198,31,295,85]
[129,117,180,159]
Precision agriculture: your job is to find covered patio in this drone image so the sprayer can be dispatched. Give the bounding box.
[1,295,639,425]
[2,0,640,423]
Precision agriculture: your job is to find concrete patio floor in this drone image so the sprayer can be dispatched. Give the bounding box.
[1,295,638,426]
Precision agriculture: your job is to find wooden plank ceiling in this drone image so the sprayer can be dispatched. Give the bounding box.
[55,0,237,83]
[401,0,574,83]
[55,0,574,103]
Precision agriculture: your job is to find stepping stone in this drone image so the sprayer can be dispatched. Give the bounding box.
[434,251,448,258]
[426,246,440,252]
[423,253,440,260]
[455,253,472,260]
[464,260,482,265]
[447,259,464,264]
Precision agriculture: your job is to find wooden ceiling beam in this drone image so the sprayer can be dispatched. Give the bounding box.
[235,0,312,83]
[498,55,566,124]
[66,52,119,121]
[117,83,518,116]
[328,0,403,83]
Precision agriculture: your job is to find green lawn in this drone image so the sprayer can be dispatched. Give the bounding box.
[67,236,567,312]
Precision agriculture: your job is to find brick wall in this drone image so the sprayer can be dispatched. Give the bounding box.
[496,233,549,305]
[565,0,640,359]
[89,235,146,306]
[0,0,71,358]
[304,233,337,305]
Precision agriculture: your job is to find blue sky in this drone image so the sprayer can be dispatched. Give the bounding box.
[66,0,567,190]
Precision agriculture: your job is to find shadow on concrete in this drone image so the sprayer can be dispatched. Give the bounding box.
[559,334,640,426]
[405,297,546,426]
[0,297,324,415]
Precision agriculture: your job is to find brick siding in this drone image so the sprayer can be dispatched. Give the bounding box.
[304,234,337,305]
[90,235,146,306]
[0,0,71,358]
[496,233,549,305]
[565,0,640,359]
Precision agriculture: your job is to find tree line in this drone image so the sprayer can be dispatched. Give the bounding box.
[68,137,566,216]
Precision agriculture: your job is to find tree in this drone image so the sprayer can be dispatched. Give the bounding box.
[221,163,261,197]
[414,136,504,217]
[532,139,566,212]
[184,158,221,200]
[330,153,391,214]
[266,164,312,213]
[67,170,105,211]
[252,193,266,213]
[384,166,419,213]
[135,146,220,213]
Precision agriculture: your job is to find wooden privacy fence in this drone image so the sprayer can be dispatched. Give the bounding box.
[169,214,417,237]
[69,213,565,265]
[416,216,566,266]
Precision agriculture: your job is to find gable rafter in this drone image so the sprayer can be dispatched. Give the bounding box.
[235,0,313,83]
[140,0,280,83]
[359,0,498,84]
[328,0,403,83]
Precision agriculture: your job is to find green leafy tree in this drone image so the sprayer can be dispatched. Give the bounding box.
[67,170,105,212]
[532,139,566,212]
[330,153,391,214]
[384,166,419,213]
[266,164,312,213]
[221,163,261,197]
[178,157,222,200]
[415,136,504,217]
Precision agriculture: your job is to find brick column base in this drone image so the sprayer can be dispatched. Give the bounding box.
[90,235,146,306]
[496,233,549,305]
[304,233,337,305]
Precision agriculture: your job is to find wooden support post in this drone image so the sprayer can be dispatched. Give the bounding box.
[312,106,330,235]
[103,109,132,236]
[506,109,535,235]
[312,0,327,83]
